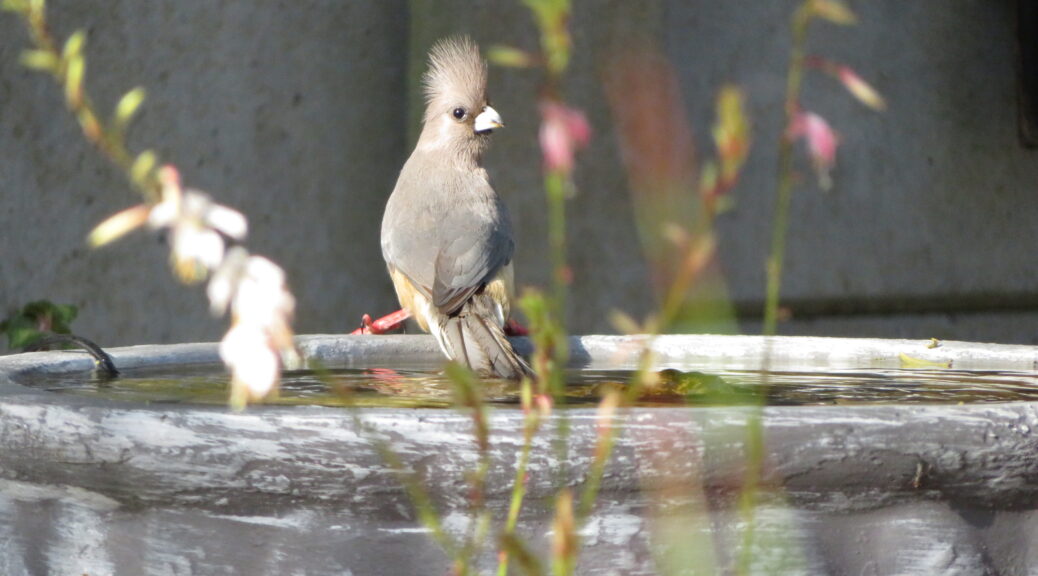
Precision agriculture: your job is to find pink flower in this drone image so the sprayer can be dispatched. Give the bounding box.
[789,111,839,190]
[539,101,591,174]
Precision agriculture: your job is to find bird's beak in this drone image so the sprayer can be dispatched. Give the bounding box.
[474,106,504,134]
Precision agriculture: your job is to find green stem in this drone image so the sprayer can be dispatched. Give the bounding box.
[743,4,815,575]
[12,4,158,202]
[734,410,765,576]
[497,381,541,576]
[544,168,571,481]
[577,413,618,522]
[763,3,813,337]
[545,169,570,378]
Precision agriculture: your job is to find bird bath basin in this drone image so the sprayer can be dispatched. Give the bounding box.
[1,334,1037,575]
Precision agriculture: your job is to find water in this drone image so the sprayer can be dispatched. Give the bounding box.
[23,363,1038,407]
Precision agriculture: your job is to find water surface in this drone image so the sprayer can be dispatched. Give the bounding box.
[24,364,1038,408]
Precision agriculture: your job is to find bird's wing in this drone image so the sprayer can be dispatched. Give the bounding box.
[431,212,513,315]
[381,164,513,317]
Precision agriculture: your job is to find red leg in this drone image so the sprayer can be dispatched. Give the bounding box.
[351,309,412,335]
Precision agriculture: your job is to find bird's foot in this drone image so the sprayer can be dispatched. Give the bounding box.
[504,318,529,337]
[351,309,411,335]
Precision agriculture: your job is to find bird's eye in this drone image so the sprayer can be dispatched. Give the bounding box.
[452,107,467,120]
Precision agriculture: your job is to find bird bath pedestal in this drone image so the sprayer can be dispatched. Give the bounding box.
[0,334,1036,575]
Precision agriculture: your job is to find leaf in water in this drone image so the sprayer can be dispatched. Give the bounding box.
[898,353,951,369]
[652,368,757,405]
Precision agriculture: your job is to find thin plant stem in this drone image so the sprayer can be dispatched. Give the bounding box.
[744,4,815,574]
[443,362,495,576]
[735,411,765,576]
[763,2,813,337]
[374,437,460,563]
[577,399,619,521]
[544,169,571,471]
[546,171,569,330]
[7,2,159,201]
[497,379,542,576]
[304,361,467,571]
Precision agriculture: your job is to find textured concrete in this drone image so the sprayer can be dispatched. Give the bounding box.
[0,1,408,352]
[2,1,1038,355]
[665,0,1038,334]
[2,335,1038,575]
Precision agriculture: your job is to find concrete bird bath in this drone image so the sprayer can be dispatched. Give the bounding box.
[0,334,1036,575]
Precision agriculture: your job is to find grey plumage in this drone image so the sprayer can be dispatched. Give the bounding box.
[380,37,532,380]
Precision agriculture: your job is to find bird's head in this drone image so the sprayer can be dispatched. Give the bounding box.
[419,37,503,160]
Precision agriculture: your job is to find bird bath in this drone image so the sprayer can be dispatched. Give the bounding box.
[1,334,1037,575]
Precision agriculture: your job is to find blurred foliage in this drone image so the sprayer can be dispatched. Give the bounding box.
[1,300,78,349]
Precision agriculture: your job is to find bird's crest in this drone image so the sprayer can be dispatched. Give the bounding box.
[423,36,487,109]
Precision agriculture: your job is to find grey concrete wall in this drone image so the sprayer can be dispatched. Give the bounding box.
[2,0,1037,352]
[672,0,1038,343]
[0,1,408,352]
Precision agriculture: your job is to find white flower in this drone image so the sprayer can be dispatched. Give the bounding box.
[90,165,296,406]
[207,247,249,316]
[213,251,298,406]
[220,322,280,406]
[232,255,295,327]
[148,166,248,283]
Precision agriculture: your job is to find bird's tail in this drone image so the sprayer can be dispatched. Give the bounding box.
[432,295,533,380]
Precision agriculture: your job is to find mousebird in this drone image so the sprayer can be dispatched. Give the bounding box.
[380,37,533,380]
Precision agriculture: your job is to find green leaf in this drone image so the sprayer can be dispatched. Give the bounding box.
[113,86,146,132]
[49,303,78,331]
[487,45,537,68]
[1,0,30,14]
[712,85,750,185]
[608,309,642,335]
[811,0,857,25]
[898,353,951,369]
[654,368,758,405]
[19,49,59,73]
[131,149,157,187]
[61,29,86,62]
[1,300,78,349]
[88,204,149,247]
[8,325,44,349]
[64,54,84,107]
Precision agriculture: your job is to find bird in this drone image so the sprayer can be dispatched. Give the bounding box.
[380,37,533,380]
